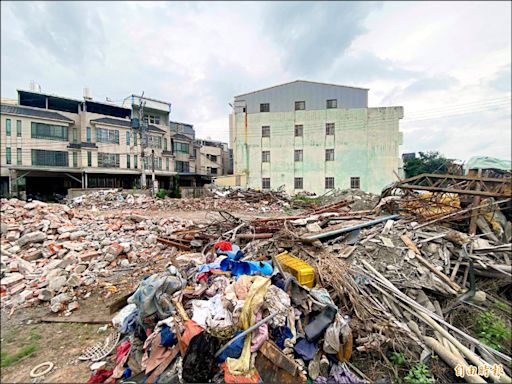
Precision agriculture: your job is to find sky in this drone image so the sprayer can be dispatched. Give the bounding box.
[1,1,511,161]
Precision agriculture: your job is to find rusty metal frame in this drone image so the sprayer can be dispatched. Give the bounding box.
[384,173,511,198]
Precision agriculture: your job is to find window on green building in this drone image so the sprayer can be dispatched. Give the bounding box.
[87,151,92,167]
[6,147,11,164]
[16,120,22,137]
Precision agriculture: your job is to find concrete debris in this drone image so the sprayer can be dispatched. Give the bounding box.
[2,184,511,383]
[0,198,197,311]
[67,188,291,213]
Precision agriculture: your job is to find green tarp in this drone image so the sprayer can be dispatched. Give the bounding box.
[464,156,511,173]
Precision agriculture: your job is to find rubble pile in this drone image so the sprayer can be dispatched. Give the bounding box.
[1,183,511,383]
[0,198,200,313]
[68,189,291,213]
[73,194,510,383]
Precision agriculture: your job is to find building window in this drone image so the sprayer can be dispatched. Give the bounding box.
[207,154,218,162]
[173,141,189,154]
[16,148,21,165]
[210,167,218,175]
[31,149,68,167]
[175,160,189,173]
[262,126,270,138]
[163,138,167,151]
[134,155,138,168]
[134,132,138,146]
[145,115,161,125]
[294,124,303,137]
[6,147,11,164]
[6,119,11,136]
[262,150,270,163]
[96,128,119,144]
[126,132,130,145]
[326,99,337,109]
[295,101,305,111]
[262,177,270,190]
[72,128,77,143]
[127,155,131,169]
[31,122,68,141]
[166,158,169,171]
[87,151,92,167]
[147,135,162,149]
[86,127,91,143]
[350,177,360,189]
[260,103,270,112]
[326,123,335,135]
[16,120,22,137]
[325,177,334,189]
[294,177,303,189]
[73,152,78,167]
[294,149,303,162]
[325,149,334,161]
[97,152,120,168]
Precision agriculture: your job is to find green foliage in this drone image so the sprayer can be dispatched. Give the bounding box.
[1,345,37,368]
[404,363,433,384]
[494,300,510,312]
[390,351,406,366]
[156,188,168,199]
[404,151,453,178]
[476,310,511,351]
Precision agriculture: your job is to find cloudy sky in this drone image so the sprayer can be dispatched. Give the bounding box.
[1,1,510,161]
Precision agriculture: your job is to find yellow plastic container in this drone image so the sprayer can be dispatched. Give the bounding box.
[276,251,315,288]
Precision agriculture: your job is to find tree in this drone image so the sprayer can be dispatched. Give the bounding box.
[404,151,453,178]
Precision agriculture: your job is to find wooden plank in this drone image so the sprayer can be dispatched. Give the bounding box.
[258,341,299,376]
[41,316,111,324]
[157,237,191,251]
[401,235,461,292]
[108,291,134,314]
[236,233,273,240]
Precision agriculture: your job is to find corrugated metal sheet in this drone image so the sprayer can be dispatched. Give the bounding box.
[234,80,368,113]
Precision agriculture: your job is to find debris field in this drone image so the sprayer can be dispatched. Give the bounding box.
[1,185,511,383]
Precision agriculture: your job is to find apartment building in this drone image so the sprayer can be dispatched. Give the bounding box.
[194,138,230,177]
[0,88,205,198]
[230,80,404,195]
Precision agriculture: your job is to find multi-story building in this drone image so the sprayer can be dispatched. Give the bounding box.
[194,138,230,177]
[230,80,404,195]
[0,88,206,198]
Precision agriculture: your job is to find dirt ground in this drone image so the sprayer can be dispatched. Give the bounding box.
[0,208,281,383]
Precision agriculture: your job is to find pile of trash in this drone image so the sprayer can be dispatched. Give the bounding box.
[68,189,291,213]
[0,198,202,314]
[78,194,511,383]
[81,240,365,384]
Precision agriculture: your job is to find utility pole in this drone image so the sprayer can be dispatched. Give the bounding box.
[151,149,156,197]
[138,92,147,190]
